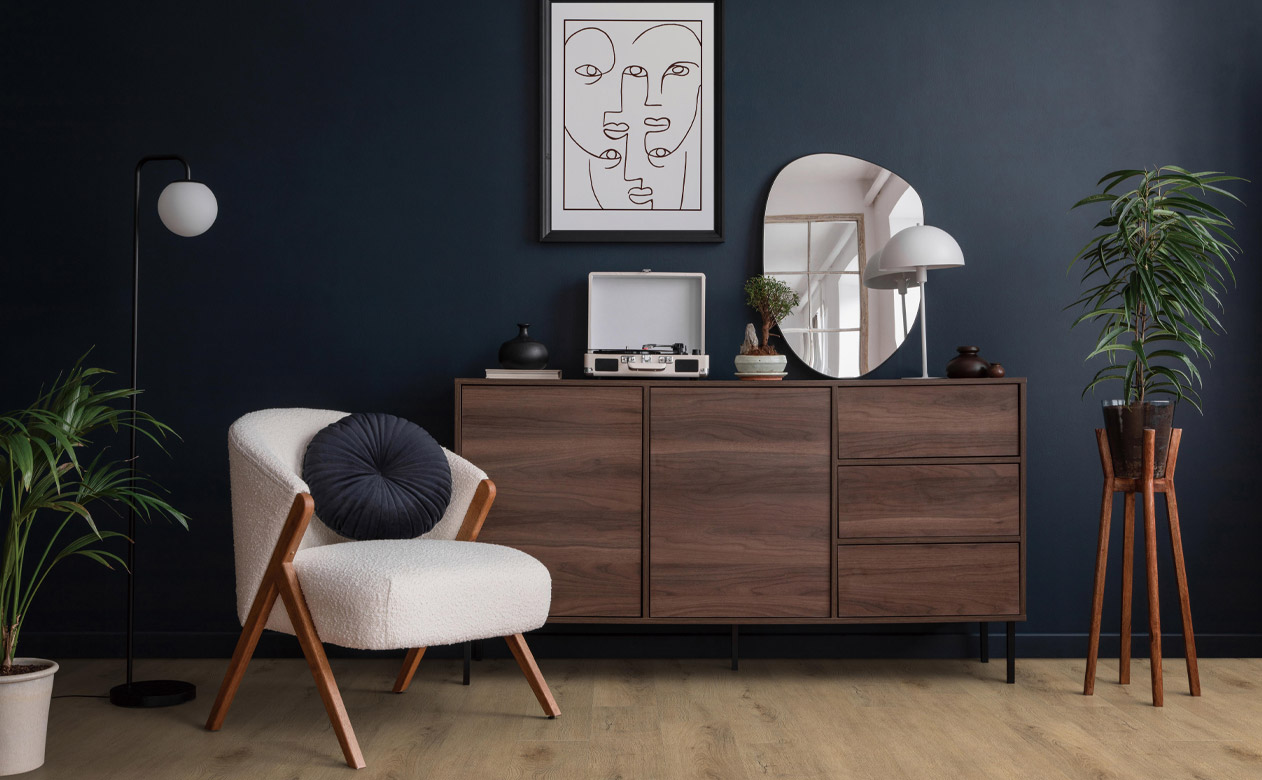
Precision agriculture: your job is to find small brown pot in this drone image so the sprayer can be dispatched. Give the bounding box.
[1101,400,1174,478]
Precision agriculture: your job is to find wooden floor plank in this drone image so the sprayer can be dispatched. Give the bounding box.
[588,704,666,779]
[27,658,1262,779]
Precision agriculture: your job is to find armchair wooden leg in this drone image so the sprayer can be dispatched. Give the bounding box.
[504,634,560,718]
[205,579,279,731]
[206,494,366,768]
[393,647,428,694]
[207,494,313,732]
[279,565,366,769]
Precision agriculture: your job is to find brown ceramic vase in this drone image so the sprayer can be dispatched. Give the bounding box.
[945,346,990,378]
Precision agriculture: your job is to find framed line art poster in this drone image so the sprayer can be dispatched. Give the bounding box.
[541,0,723,242]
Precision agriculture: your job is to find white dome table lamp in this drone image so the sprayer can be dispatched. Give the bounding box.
[862,246,920,341]
[873,225,964,378]
[110,156,218,709]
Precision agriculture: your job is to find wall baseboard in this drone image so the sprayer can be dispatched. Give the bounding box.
[18,627,1262,660]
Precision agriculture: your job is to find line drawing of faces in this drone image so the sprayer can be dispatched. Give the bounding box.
[563,19,702,211]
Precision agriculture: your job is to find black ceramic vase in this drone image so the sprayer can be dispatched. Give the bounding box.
[945,346,990,378]
[1101,399,1174,479]
[498,323,549,370]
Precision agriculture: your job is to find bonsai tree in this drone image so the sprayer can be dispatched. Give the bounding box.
[1,358,187,674]
[1069,166,1244,411]
[743,275,801,356]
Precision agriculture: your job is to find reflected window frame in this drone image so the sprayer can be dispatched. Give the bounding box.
[763,213,868,375]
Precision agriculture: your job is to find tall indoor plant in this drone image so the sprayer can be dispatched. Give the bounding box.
[736,275,802,378]
[0,359,186,775]
[1069,166,1244,477]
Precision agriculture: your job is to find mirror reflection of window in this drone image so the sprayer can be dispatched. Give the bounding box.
[763,154,926,378]
[763,223,808,274]
[766,215,866,376]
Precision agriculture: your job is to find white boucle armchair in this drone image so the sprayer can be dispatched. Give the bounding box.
[205,409,558,769]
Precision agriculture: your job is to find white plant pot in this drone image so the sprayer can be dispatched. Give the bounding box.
[0,659,58,776]
[734,354,788,374]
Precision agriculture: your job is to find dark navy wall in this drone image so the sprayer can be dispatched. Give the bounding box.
[3,1,1259,659]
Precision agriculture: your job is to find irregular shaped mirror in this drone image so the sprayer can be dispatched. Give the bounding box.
[763,154,924,377]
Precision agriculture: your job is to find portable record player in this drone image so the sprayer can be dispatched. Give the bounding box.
[583,271,709,378]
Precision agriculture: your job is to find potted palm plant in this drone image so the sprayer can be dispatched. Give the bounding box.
[1069,166,1244,477]
[0,359,186,775]
[736,275,801,379]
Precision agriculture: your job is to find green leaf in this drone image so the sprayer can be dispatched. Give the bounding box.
[1072,193,1121,209]
[72,550,128,571]
[7,434,35,491]
[1071,308,1125,328]
[1096,169,1145,191]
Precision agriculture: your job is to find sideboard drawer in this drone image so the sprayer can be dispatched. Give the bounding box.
[837,464,1020,538]
[836,384,1019,458]
[837,543,1020,617]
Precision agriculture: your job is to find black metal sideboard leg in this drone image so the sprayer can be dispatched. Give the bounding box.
[732,625,739,671]
[1006,621,1016,684]
[980,622,989,663]
[463,641,472,686]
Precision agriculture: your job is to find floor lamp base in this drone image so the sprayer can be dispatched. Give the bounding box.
[109,679,196,708]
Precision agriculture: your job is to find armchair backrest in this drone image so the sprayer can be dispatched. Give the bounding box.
[227,408,488,627]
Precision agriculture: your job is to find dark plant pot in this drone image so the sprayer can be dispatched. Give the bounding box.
[946,346,990,378]
[1101,400,1174,479]
[498,323,549,370]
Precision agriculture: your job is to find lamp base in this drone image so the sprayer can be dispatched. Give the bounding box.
[109,679,196,708]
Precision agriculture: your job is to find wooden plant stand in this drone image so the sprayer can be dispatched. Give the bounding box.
[1084,427,1200,706]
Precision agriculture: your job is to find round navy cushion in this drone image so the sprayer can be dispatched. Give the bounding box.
[302,412,453,541]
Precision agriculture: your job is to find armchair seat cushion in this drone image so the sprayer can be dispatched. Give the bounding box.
[292,539,551,650]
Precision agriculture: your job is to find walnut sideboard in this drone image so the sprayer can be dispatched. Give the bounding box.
[456,377,1026,681]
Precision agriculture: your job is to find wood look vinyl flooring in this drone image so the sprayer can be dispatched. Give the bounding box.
[31,657,1262,779]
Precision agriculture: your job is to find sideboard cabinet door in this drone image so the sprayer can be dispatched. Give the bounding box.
[460,386,643,617]
[649,387,831,618]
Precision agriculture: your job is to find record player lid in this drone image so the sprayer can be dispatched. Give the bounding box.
[588,272,705,353]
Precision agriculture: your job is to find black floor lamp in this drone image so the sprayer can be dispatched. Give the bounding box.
[108,155,218,708]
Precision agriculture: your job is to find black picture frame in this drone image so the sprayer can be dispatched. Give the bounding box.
[540,0,724,243]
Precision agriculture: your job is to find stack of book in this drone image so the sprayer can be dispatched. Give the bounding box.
[484,368,562,380]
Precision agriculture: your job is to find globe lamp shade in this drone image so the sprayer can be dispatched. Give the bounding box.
[157,180,218,237]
